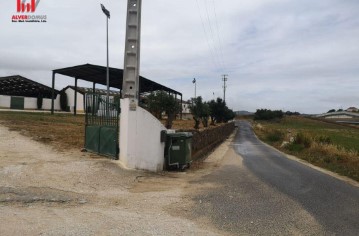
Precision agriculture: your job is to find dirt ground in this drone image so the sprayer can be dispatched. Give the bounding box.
[0,124,232,235]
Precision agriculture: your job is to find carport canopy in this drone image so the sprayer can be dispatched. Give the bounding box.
[51,64,182,115]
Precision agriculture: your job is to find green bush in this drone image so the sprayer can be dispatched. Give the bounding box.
[266,130,284,142]
[316,135,332,144]
[60,91,68,111]
[295,132,312,148]
[37,94,43,110]
[254,109,284,121]
[286,143,305,152]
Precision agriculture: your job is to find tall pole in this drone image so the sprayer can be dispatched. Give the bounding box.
[106,16,109,101]
[101,4,110,102]
[192,78,196,99]
[222,74,228,103]
[122,0,142,104]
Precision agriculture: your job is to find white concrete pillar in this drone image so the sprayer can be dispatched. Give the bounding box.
[119,98,166,172]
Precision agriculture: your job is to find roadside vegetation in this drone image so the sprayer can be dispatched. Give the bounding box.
[0,112,84,151]
[190,97,235,129]
[252,114,359,181]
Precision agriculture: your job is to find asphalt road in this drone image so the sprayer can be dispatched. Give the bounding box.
[190,120,359,235]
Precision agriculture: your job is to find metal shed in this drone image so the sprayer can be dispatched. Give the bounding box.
[51,64,182,115]
[0,75,59,99]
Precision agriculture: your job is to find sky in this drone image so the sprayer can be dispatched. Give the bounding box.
[1,0,358,114]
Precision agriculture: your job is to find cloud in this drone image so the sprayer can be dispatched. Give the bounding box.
[0,0,358,114]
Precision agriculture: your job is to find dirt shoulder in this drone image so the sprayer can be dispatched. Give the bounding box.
[0,124,232,235]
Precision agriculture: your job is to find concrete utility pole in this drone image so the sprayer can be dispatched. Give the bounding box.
[222,74,228,102]
[122,0,142,104]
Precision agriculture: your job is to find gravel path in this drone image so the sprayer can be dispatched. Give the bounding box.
[0,124,228,236]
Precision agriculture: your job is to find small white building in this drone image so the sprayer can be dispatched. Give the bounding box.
[0,75,61,111]
[346,107,358,112]
[316,111,359,119]
[181,101,193,120]
[61,86,121,113]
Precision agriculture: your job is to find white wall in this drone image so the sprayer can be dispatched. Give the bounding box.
[42,97,61,110]
[0,95,10,108]
[24,97,37,109]
[0,94,60,110]
[325,115,354,119]
[120,98,166,172]
[64,88,84,112]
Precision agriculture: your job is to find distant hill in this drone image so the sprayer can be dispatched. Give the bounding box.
[235,111,254,116]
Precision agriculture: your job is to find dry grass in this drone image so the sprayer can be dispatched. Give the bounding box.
[0,111,85,151]
[0,111,220,152]
[253,116,359,181]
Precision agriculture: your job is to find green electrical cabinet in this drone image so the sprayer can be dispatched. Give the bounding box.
[164,132,193,170]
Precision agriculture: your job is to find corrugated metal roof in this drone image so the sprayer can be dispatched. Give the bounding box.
[0,75,59,99]
[53,64,182,96]
[64,86,121,96]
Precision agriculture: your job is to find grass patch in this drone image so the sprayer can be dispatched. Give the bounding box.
[0,111,85,151]
[253,116,359,182]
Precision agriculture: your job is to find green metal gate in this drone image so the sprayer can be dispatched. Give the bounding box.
[84,94,120,159]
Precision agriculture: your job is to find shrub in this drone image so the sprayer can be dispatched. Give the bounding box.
[316,135,332,145]
[266,129,284,142]
[254,109,284,121]
[286,143,305,152]
[37,94,43,110]
[60,91,68,111]
[295,132,312,148]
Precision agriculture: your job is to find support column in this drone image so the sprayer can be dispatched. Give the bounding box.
[92,82,96,116]
[74,77,78,116]
[180,94,183,119]
[51,72,55,115]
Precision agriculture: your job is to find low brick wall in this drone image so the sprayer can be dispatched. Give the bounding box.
[179,122,235,161]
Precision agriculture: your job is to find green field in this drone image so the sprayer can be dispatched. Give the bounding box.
[253,116,359,181]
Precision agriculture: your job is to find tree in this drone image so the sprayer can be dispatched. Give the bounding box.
[328,109,336,113]
[223,106,236,122]
[208,100,217,125]
[145,91,181,129]
[208,98,234,124]
[163,94,181,129]
[337,109,343,112]
[60,91,68,111]
[201,102,210,127]
[189,96,208,129]
[37,93,43,110]
[254,109,284,120]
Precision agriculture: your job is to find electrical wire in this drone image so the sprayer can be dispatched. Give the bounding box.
[195,0,223,73]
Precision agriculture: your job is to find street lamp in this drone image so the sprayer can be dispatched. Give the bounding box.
[101,3,110,102]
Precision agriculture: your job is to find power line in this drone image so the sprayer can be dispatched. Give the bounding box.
[195,0,221,71]
[204,0,224,72]
[211,0,226,72]
[195,0,224,72]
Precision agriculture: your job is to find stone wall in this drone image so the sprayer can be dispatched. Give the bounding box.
[179,122,235,160]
